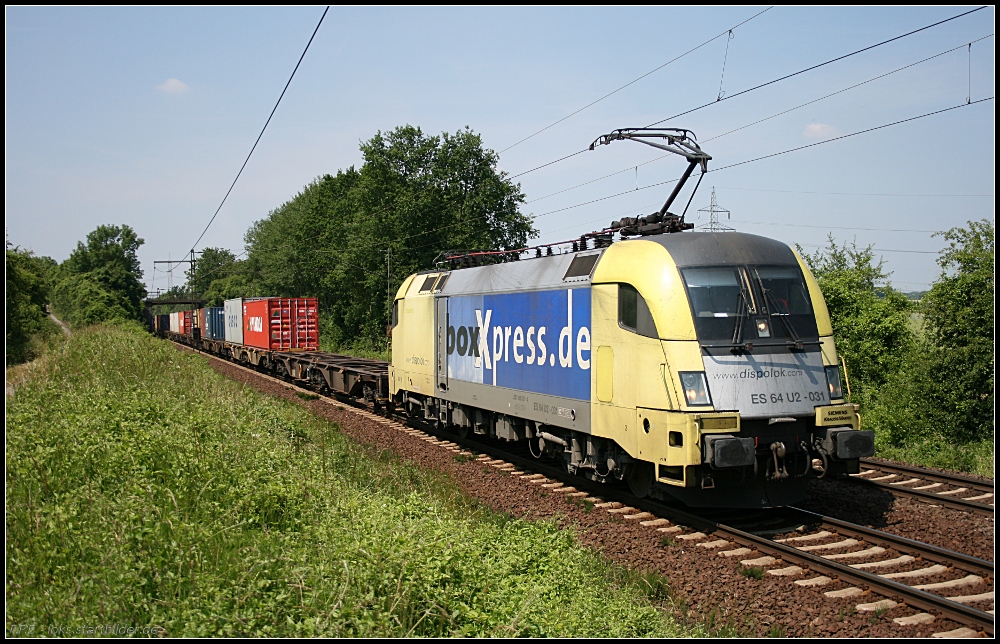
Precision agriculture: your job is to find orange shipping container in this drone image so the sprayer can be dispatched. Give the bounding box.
[242,298,319,351]
[178,310,193,336]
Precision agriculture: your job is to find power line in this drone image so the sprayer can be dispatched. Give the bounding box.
[524,34,994,205]
[498,6,773,154]
[700,34,994,143]
[737,220,943,233]
[507,6,988,182]
[797,242,939,255]
[646,6,988,127]
[716,186,994,198]
[710,96,993,173]
[527,97,993,222]
[167,6,330,272]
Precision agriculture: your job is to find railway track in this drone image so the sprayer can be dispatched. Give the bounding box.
[849,459,994,516]
[175,340,995,636]
[413,425,996,637]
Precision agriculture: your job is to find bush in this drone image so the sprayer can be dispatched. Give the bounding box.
[805,222,994,476]
[50,273,134,328]
[6,244,60,365]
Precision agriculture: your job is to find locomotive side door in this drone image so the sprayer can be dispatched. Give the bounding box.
[435,296,448,393]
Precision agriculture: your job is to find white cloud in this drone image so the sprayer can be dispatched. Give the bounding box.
[803,123,838,139]
[155,78,190,94]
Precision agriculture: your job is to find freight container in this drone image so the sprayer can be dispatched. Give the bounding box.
[169,311,180,333]
[179,310,193,336]
[202,307,225,340]
[156,314,169,333]
[242,297,319,351]
[224,298,244,344]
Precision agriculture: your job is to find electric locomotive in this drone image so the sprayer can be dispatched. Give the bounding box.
[389,129,874,508]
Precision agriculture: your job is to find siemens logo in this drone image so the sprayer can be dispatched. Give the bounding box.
[446,288,591,400]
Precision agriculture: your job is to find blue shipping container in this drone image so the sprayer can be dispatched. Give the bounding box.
[203,307,225,340]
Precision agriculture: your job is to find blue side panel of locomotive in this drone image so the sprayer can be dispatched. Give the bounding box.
[445,287,592,401]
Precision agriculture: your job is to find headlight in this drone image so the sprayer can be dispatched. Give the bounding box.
[825,365,843,399]
[679,371,712,406]
[755,318,771,338]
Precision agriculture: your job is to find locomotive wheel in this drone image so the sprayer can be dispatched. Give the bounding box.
[627,461,655,498]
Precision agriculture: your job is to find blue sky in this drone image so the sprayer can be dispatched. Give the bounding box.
[6,6,995,293]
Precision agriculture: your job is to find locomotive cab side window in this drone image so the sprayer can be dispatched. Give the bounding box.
[618,284,658,339]
[392,300,400,328]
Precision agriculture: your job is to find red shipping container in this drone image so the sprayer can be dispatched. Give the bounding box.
[178,310,193,336]
[242,298,319,351]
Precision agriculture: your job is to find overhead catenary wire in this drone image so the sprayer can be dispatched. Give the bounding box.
[795,242,940,255]
[713,186,994,198]
[709,96,994,174]
[645,5,988,127]
[526,97,994,222]
[524,34,994,205]
[164,6,330,272]
[506,6,988,182]
[498,6,773,155]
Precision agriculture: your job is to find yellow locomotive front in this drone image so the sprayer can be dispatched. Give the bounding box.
[590,231,872,507]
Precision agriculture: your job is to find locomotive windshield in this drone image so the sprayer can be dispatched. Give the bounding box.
[681,265,818,344]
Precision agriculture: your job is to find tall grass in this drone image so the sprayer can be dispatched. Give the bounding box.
[874,438,994,478]
[6,323,692,637]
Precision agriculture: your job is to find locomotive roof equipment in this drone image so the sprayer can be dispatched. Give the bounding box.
[590,127,711,236]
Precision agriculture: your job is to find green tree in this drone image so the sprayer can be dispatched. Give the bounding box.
[800,237,913,400]
[51,224,146,326]
[185,247,239,298]
[201,271,259,306]
[918,220,994,442]
[244,125,536,348]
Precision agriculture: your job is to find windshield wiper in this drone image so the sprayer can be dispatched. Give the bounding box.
[758,283,804,349]
[730,287,751,350]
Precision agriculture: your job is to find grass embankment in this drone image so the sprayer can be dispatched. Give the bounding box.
[6,323,692,637]
[873,439,994,478]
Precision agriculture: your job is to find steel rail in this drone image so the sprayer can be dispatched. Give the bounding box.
[695,517,995,635]
[788,508,994,577]
[851,460,994,516]
[859,458,994,491]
